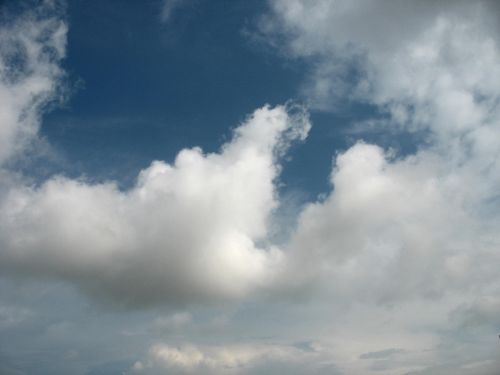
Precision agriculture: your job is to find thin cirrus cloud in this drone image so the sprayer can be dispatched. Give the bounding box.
[160,0,189,23]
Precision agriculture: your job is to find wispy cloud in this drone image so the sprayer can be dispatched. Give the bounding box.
[160,0,188,23]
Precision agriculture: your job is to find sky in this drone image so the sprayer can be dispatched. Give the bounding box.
[1,0,500,374]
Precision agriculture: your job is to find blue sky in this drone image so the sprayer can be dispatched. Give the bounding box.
[41,0,388,198]
[2,1,500,374]
[43,0,329,193]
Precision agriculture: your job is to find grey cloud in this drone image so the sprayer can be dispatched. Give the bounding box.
[405,360,500,375]
[451,296,500,328]
[360,348,405,360]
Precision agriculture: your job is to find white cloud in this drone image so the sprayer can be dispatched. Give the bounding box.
[283,141,495,303]
[127,342,325,375]
[258,0,500,373]
[0,1,314,309]
[262,1,500,139]
[129,344,267,373]
[261,0,500,303]
[0,0,66,165]
[0,5,313,309]
[3,1,500,374]
[0,104,310,307]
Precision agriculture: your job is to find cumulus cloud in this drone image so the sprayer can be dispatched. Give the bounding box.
[257,0,500,373]
[0,1,314,309]
[0,104,310,307]
[283,141,498,304]
[261,0,500,303]
[4,1,500,373]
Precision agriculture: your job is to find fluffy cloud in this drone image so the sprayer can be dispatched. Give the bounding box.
[284,141,500,304]
[0,104,310,307]
[258,0,500,373]
[0,1,313,308]
[3,1,500,374]
[262,1,500,119]
[262,0,500,188]
[262,0,500,303]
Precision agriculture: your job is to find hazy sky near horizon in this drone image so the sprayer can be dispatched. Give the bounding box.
[2,1,500,374]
